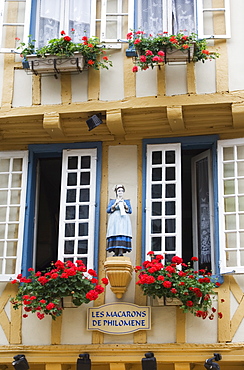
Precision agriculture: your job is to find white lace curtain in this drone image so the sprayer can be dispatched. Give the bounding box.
[37,0,91,47]
[137,0,196,36]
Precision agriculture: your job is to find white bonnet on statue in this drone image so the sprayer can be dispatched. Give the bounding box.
[113,184,125,192]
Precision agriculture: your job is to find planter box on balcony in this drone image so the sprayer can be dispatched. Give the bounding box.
[23,53,85,75]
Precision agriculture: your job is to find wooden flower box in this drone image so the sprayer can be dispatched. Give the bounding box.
[23,53,85,75]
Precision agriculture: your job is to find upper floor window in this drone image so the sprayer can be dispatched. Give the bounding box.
[135,0,230,39]
[0,0,230,53]
[32,0,93,47]
[136,0,196,36]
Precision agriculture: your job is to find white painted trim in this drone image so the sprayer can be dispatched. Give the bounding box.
[0,151,28,281]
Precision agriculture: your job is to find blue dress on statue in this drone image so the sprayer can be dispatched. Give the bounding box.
[106,199,132,253]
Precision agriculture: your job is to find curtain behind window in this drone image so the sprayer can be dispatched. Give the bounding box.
[172,0,196,34]
[38,1,61,47]
[69,0,91,42]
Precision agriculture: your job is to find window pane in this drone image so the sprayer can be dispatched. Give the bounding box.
[64,241,74,254]
[6,241,17,256]
[166,167,175,180]
[152,151,162,165]
[5,259,16,274]
[166,184,175,198]
[67,173,77,186]
[38,0,61,47]
[165,201,175,215]
[12,174,22,187]
[165,219,175,233]
[152,184,162,198]
[224,163,234,178]
[66,206,76,220]
[10,190,21,204]
[225,215,236,230]
[237,146,244,160]
[0,191,8,203]
[224,197,236,212]
[69,0,91,40]
[8,224,18,239]
[223,147,234,160]
[237,162,244,176]
[151,237,161,251]
[240,214,244,229]
[79,188,89,202]
[0,242,3,256]
[0,159,10,171]
[152,202,162,216]
[165,151,175,164]
[80,172,90,185]
[65,224,75,237]
[79,205,89,219]
[226,251,237,267]
[12,159,22,171]
[151,219,162,233]
[79,223,88,236]
[81,156,91,169]
[0,174,9,188]
[66,189,76,202]
[152,168,162,181]
[78,240,88,254]
[0,208,7,222]
[165,237,176,251]
[239,197,244,211]
[9,206,20,221]
[225,233,236,248]
[224,180,234,195]
[68,156,78,169]
[238,179,244,194]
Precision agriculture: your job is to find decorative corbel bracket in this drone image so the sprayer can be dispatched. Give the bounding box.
[43,112,64,138]
[104,257,133,299]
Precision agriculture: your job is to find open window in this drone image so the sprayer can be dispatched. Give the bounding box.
[218,138,244,274]
[144,137,217,273]
[0,151,28,281]
[135,0,230,38]
[22,144,101,277]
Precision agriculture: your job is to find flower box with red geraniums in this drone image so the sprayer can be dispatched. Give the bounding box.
[127,31,219,72]
[135,252,223,320]
[10,260,109,320]
[15,30,112,74]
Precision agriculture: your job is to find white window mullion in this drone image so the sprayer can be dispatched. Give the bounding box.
[0,0,32,53]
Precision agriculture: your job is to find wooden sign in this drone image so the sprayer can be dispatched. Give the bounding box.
[87,302,151,334]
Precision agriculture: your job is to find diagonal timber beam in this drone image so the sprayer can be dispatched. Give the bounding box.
[43,112,64,138]
[167,105,185,132]
[106,109,125,137]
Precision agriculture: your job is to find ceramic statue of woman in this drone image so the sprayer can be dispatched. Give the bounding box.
[106,184,132,256]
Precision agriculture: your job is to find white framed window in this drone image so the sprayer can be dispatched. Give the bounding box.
[146,144,182,262]
[0,151,28,281]
[33,0,94,47]
[30,146,99,272]
[144,139,216,272]
[135,0,230,38]
[218,138,244,274]
[58,149,97,269]
[0,0,31,53]
[96,0,134,45]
